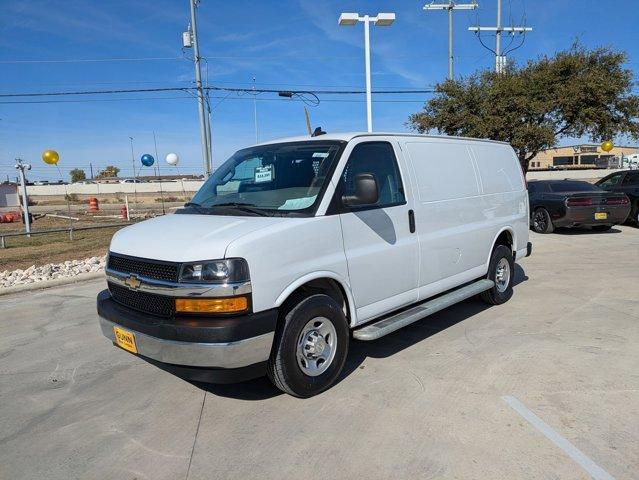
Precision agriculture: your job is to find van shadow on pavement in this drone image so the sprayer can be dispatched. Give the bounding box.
[190,264,528,401]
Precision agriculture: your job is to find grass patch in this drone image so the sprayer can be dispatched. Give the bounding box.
[0,216,130,271]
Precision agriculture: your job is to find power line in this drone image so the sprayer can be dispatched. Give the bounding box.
[0,53,491,65]
[0,96,430,105]
[0,57,184,64]
[0,86,435,98]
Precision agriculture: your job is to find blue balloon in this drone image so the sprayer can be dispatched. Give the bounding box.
[141,154,155,167]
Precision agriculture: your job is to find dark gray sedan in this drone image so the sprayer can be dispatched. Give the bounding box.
[528,180,630,233]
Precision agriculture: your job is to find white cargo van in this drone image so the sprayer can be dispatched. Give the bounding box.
[98,133,531,397]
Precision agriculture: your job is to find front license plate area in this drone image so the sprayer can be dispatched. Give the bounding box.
[114,326,138,354]
[594,212,608,220]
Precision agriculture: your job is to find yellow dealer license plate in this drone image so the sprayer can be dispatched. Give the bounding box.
[113,326,137,354]
[595,212,608,220]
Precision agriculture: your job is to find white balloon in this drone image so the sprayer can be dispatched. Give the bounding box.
[165,153,179,166]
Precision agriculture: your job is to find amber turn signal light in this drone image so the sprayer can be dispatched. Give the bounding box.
[175,296,248,314]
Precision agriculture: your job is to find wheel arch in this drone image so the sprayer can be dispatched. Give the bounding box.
[274,272,357,327]
[486,226,516,266]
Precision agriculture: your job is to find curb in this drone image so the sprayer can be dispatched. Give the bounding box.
[0,271,106,297]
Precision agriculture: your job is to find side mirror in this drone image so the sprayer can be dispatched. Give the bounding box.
[342,173,379,207]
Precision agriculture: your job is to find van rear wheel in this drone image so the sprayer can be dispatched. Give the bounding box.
[480,245,514,305]
[267,294,349,398]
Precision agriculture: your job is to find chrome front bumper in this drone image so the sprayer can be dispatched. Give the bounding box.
[99,316,274,369]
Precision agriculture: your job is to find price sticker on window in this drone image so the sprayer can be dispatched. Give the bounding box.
[254,165,274,183]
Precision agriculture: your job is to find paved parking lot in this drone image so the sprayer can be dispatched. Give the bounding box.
[1,226,638,479]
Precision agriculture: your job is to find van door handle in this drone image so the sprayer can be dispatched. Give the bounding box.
[408,209,416,233]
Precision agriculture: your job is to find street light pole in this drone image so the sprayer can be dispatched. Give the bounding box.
[339,12,395,133]
[188,0,211,177]
[363,16,373,133]
[14,158,31,236]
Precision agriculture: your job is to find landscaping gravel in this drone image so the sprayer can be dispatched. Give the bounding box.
[0,255,106,289]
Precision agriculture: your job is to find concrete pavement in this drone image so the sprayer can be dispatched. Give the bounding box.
[1,226,638,479]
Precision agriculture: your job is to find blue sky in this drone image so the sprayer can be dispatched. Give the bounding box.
[1,0,638,181]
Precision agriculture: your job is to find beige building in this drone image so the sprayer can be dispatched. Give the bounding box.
[529,144,638,170]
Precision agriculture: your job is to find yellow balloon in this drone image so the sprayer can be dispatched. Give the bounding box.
[42,150,60,165]
[601,141,614,152]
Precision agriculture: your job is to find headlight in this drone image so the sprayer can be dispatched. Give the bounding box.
[179,258,250,284]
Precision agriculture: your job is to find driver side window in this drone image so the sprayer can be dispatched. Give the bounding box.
[339,142,406,209]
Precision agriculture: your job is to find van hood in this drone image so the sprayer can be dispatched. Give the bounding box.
[109,213,286,262]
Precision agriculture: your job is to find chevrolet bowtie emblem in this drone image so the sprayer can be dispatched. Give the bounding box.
[124,275,141,290]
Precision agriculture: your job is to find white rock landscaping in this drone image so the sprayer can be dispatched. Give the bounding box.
[0,255,106,289]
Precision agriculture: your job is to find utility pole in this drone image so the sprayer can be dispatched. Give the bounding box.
[423,1,478,80]
[153,131,166,215]
[252,76,259,143]
[89,162,94,180]
[14,158,31,236]
[187,0,211,177]
[468,0,532,73]
[129,136,138,205]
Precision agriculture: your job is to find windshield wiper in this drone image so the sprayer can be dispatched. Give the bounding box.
[209,202,273,216]
[184,201,201,207]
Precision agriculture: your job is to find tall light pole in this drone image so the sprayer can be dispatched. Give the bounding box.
[423,1,477,80]
[338,12,395,133]
[185,0,211,177]
[14,158,31,236]
[468,0,532,73]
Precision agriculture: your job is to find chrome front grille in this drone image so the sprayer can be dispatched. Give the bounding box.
[107,253,180,282]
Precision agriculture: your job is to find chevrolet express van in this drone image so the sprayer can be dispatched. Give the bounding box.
[98,133,531,397]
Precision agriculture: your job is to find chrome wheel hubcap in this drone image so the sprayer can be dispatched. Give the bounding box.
[495,258,511,293]
[296,317,337,377]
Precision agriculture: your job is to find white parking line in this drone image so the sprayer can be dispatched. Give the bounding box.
[502,395,615,480]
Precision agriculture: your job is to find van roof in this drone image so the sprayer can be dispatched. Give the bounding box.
[256,132,510,147]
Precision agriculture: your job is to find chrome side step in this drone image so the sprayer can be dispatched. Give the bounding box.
[352,279,494,341]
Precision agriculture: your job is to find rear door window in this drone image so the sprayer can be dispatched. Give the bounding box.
[598,173,624,188]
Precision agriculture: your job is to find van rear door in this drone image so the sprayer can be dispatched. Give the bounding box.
[402,139,485,297]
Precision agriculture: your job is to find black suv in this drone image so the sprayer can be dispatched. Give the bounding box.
[596,170,639,226]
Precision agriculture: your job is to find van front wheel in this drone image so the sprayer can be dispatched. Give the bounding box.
[480,245,514,305]
[267,294,349,398]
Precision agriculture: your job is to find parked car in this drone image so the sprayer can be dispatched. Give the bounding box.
[528,180,630,233]
[595,170,639,226]
[97,133,531,397]
[119,178,145,184]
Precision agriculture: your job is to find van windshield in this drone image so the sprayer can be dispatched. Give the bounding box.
[183,141,345,216]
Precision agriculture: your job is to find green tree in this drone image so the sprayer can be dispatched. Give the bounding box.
[96,165,120,179]
[69,168,86,183]
[409,45,639,172]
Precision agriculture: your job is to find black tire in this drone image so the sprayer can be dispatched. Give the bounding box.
[267,294,349,398]
[531,208,554,234]
[632,202,639,227]
[480,245,515,305]
[592,225,613,232]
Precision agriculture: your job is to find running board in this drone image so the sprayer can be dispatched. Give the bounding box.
[352,279,494,341]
